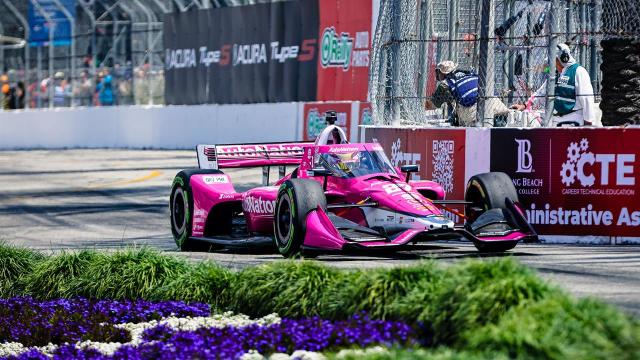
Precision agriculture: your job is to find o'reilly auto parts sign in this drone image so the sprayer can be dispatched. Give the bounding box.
[164,0,372,105]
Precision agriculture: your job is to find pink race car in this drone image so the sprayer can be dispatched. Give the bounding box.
[170,127,537,257]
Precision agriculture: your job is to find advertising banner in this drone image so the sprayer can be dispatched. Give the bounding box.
[490,128,640,237]
[164,0,319,105]
[28,0,76,47]
[316,0,372,101]
[358,102,373,127]
[164,0,372,105]
[302,102,352,141]
[366,127,467,222]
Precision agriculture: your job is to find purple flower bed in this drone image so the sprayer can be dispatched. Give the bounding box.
[0,297,210,347]
[4,313,415,360]
[141,313,414,357]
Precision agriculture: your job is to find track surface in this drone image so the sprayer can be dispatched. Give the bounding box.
[1,149,640,314]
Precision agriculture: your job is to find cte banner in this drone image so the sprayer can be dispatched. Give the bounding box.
[163,0,372,105]
[490,128,640,237]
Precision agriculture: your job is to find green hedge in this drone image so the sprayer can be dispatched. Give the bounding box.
[0,244,638,358]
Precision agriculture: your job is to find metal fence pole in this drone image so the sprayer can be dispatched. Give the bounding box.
[416,0,430,102]
[590,0,601,94]
[447,0,459,62]
[545,0,561,126]
[477,0,496,126]
[0,21,5,75]
[567,0,574,39]
[77,0,97,92]
[37,46,41,108]
[51,0,75,106]
[390,0,402,125]
[29,0,55,108]
[133,0,156,105]
[506,0,516,103]
[3,0,30,109]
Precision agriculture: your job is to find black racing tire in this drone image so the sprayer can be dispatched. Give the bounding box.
[170,169,224,251]
[273,179,327,258]
[473,240,518,253]
[465,172,519,224]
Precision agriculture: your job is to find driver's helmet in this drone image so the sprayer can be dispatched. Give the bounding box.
[337,152,362,172]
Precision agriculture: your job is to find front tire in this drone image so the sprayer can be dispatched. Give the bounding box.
[465,172,520,253]
[274,179,326,258]
[473,240,518,253]
[465,172,518,223]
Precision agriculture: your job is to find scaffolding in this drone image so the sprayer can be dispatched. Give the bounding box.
[0,0,256,109]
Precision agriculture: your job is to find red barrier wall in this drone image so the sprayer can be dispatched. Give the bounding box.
[364,126,640,243]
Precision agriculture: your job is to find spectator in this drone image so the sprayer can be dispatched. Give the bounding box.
[73,70,93,106]
[53,72,70,107]
[1,74,9,110]
[133,67,149,105]
[7,82,25,110]
[97,72,115,106]
[512,43,595,126]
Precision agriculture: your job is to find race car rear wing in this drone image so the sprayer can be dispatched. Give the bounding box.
[197,142,313,170]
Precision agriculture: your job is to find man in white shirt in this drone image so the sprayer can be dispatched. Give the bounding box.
[512,43,596,126]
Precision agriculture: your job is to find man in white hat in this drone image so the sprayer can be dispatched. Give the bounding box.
[428,60,508,126]
[428,60,478,126]
[512,43,595,126]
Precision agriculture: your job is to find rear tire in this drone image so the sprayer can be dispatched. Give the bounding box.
[465,172,519,253]
[170,169,224,251]
[274,179,326,258]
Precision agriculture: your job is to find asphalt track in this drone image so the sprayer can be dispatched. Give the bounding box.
[1,149,640,314]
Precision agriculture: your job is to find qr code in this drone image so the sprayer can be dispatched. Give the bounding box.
[432,140,454,193]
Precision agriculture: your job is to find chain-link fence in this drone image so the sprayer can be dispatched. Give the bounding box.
[600,0,640,125]
[370,0,626,127]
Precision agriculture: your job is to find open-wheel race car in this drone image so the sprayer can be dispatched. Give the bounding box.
[170,126,537,257]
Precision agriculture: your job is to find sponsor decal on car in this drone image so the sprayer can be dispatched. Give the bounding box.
[203,175,228,184]
[243,196,275,215]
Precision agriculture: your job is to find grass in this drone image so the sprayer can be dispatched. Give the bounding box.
[0,243,44,297]
[0,244,638,358]
[151,261,233,306]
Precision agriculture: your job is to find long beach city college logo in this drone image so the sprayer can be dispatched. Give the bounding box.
[560,138,635,188]
[515,139,533,173]
[432,140,454,193]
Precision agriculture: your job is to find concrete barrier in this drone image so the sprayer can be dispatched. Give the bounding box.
[0,103,301,149]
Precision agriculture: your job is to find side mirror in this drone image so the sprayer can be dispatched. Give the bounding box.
[400,165,419,173]
[309,167,331,190]
[400,164,419,182]
[310,168,332,177]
